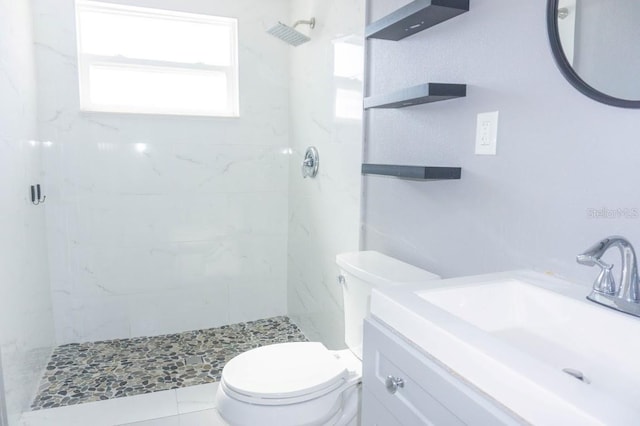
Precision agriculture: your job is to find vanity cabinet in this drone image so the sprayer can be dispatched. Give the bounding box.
[362,318,522,425]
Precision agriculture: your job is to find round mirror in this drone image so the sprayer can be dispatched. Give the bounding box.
[547,0,640,108]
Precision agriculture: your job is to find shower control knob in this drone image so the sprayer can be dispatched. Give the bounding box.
[301,146,319,179]
[385,375,405,394]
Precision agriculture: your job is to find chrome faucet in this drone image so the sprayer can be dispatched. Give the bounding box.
[577,236,640,317]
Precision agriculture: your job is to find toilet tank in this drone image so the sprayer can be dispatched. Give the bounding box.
[336,251,440,359]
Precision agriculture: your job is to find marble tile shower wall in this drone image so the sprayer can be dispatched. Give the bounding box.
[32,0,292,344]
[286,0,364,348]
[0,1,55,424]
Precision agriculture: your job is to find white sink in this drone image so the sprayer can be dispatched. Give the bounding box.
[370,271,640,425]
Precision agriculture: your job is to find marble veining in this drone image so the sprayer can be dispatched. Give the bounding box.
[32,0,292,345]
[0,1,56,425]
[286,0,364,349]
[31,316,307,410]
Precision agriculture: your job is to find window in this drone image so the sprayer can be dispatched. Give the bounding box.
[75,1,239,117]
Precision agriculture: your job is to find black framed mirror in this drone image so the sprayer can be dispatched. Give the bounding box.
[547,0,640,108]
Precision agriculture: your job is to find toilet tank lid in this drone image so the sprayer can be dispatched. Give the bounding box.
[336,251,440,286]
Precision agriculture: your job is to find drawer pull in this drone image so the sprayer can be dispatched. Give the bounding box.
[385,375,405,394]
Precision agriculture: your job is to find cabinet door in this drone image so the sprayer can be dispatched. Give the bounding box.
[361,389,402,426]
[362,318,523,426]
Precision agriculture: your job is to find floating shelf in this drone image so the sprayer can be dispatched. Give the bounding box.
[362,164,461,180]
[364,83,466,109]
[366,0,469,41]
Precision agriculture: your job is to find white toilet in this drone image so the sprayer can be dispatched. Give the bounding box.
[215,251,440,426]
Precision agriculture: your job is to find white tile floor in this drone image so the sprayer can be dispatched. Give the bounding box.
[124,409,227,426]
[20,383,228,426]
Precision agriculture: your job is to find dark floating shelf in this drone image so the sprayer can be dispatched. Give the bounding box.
[364,83,466,109]
[366,0,469,41]
[362,164,461,180]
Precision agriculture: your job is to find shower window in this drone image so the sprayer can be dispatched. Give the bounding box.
[75,1,239,117]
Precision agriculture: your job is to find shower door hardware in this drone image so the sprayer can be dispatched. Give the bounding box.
[30,184,46,205]
[301,146,319,179]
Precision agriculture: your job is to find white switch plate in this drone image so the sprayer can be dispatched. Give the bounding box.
[475,111,499,155]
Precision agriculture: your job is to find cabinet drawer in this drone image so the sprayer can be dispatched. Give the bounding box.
[363,318,522,426]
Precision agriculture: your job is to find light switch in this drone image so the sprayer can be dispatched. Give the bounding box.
[475,111,499,155]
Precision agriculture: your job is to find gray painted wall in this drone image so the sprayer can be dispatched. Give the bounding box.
[362,0,640,287]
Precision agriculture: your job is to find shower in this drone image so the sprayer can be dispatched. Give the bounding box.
[267,17,316,46]
[2,0,365,423]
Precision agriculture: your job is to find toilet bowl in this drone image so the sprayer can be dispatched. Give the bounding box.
[216,343,361,426]
[215,251,440,426]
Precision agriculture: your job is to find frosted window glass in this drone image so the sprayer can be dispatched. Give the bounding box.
[89,65,228,114]
[79,10,232,66]
[75,1,239,117]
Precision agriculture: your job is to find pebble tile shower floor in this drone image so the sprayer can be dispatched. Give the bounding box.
[31,316,307,410]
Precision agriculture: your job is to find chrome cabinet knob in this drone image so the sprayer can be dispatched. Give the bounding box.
[385,375,405,394]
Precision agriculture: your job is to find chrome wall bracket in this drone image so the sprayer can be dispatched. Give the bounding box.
[301,146,319,178]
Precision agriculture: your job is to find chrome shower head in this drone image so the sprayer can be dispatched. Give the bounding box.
[267,18,315,47]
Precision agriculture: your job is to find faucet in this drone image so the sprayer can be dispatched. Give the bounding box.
[577,236,640,317]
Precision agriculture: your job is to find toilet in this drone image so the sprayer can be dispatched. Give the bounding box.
[215,251,440,426]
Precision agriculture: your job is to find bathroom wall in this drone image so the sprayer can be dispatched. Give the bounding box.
[287,0,365,348]
[33,0,292,344]
[0,0,55,423]
[363,0,640,287]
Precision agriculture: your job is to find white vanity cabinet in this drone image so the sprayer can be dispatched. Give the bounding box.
[361,318,523,426]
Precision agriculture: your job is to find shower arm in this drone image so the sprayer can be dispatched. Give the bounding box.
[293,18,315,29]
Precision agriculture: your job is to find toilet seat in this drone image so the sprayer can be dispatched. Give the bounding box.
[220,342,350,405]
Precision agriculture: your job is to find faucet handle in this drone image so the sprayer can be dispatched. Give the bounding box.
[592,260,616,295]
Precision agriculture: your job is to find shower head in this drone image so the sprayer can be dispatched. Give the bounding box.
[267,18,316,47]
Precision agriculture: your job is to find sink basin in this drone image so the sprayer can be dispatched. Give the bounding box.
[370,271,640,425]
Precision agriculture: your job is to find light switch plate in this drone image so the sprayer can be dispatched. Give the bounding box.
[475,111,499,155]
